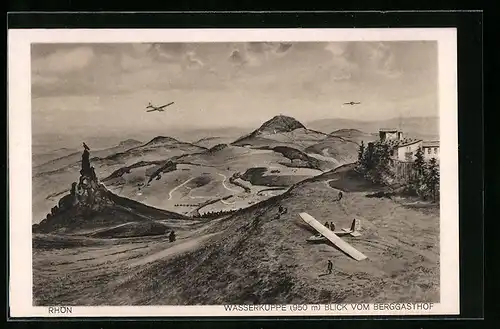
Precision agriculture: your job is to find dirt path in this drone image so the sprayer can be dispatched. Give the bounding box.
[187,187,206,199]
[218,173,241,193]
[324,178,340,188]
[168,177,195,200]
[128,233,219,268]
[257,187,287,196]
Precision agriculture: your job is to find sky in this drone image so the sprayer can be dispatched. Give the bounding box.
[31,41,438,139]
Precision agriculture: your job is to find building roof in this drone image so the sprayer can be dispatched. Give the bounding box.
[382,138,422,148]
[379,128,399,132]
[422,140,440,148]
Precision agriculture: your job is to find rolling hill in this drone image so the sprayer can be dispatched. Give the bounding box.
[32,116,361,223]
[232,115,327,151]
[97,136,206,167]
[32,136,205,223]
[305,135,360,167]
[33,139,143,174]
[329,129,377,145]
[32,147,79,167]
[193,136,239,149]
[306,116,439,140]
[33,163,440,305]
[99,143,323,215]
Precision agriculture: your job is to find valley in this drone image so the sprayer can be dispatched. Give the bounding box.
[32,114,439,305]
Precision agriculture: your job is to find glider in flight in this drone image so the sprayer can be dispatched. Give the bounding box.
[146,101,175,112]
[343,101,361,105]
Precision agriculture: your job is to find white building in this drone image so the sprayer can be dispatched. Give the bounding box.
[422,141,440,161]
[378,129,424,162]
[387,139,423,162]
[378,129,441,163]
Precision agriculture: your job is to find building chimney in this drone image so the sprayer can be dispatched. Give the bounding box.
[379,131,386,142]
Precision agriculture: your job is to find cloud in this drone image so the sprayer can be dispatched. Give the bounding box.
[246,42,293,56]
[31,41,434,99]
[184,51,204,69]
[367,43,402,78]
[320,43,356,81]
[31,43,209,97]
[120,53,153,72]
[228,42,293,67]
[31,74,59,86]
[229,48,247,65]
[336,42,406,81]
[32,46,94,75]
[276,43,293,53]
[246,42,275,54]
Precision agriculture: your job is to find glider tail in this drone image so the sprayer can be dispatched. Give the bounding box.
[351,218,360,232]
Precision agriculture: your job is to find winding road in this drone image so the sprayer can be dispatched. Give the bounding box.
[324,177,342,189]
[220,198,236,205]
[217,173,242,193]
[168,173,242,203]
[168,177,195,201]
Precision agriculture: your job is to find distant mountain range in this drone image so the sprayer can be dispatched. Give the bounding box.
[306,116,439,140]
[32,115,365,224]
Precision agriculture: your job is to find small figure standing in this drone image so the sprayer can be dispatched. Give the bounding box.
[324,221,330,230]
[327,260,333,274]
[169,231,176,242]
[90,167,98,182]
[275,205,288,219]
[330,222,336,232]
[338,191,343,201]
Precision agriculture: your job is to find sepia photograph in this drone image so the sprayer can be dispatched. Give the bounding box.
[8,28,459,317]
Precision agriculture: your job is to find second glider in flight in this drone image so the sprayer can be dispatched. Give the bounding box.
[146,101,175,112]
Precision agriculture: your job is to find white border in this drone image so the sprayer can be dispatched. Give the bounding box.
[8,28,459,318]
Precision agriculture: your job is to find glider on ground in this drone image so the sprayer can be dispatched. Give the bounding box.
[299,212,367,261]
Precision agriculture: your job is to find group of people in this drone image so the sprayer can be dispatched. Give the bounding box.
[323,221,337,231]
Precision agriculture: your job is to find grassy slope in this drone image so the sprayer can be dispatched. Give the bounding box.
[33,165,439,305]
[232,128,326,152]
[139,168,439,305]
[193,137,238,149]
[304,136,359,166]
[329,129,377,146]
[33,191,189,235]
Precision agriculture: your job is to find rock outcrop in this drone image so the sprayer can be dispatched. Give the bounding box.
[33,146,116,231]
[32,144,189,235]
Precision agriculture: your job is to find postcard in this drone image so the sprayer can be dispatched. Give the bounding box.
[8,27,458,317]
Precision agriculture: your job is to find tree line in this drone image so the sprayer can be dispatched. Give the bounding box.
[193,208,238,219]
[356,141,440,202]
